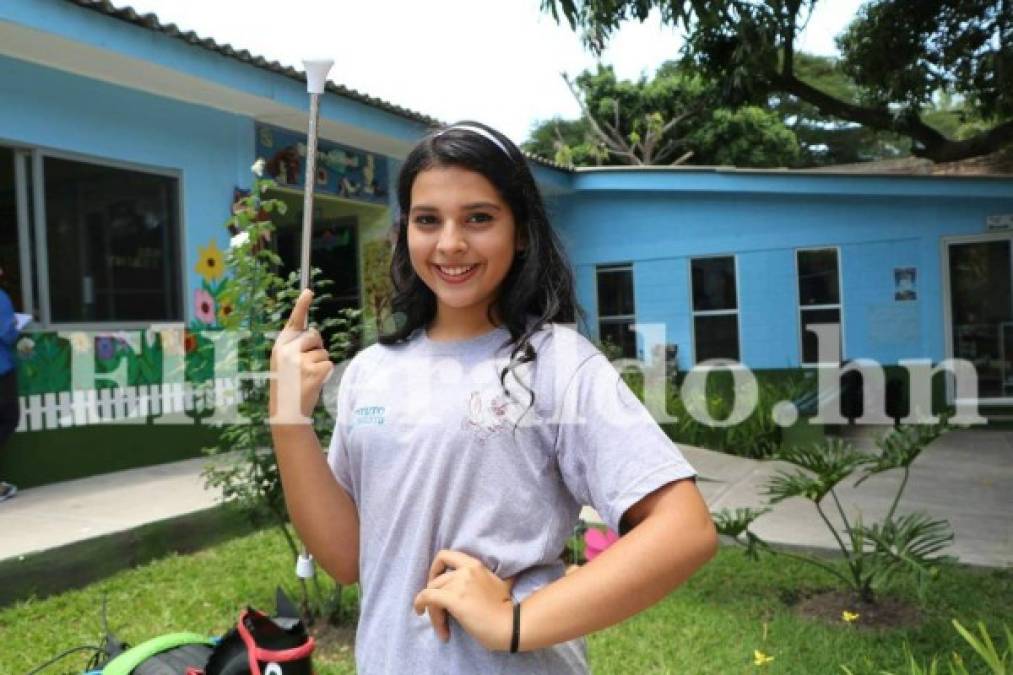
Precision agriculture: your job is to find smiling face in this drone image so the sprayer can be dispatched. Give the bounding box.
[407,165,524,333]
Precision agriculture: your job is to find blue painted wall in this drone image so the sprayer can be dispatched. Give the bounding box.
[0,53,253,324]
[553,186,1013,370]
[1,0,427,146]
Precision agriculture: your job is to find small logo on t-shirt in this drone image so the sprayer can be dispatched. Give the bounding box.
[353,405,386,426]
[461,389,523,442]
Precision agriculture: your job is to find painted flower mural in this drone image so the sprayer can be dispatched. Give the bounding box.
[195,240,225,283]
[194,288,217,325]
[95,336,118,361]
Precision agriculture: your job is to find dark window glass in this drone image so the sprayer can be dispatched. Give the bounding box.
[694,314,739,363]
[596,266,634,317]
[0,147,22,311]
[798,249,839,306]
[801,308,842,363]
[949,240,1011,398]
[599,320,638,360]
[44,157,180,322]
[692,257,736,311]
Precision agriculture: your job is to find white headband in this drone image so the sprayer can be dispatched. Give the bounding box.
[434,124,512,159]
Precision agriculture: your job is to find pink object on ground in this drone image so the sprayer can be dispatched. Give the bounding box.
[583,526,620,561]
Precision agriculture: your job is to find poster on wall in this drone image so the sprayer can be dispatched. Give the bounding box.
[894,266,917,301]
[254,123,388,204]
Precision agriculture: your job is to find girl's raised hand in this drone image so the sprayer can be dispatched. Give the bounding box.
[269,288,334,424]
[412,549,517,652]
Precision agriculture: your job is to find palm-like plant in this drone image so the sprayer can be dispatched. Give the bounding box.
[715,415,958,604]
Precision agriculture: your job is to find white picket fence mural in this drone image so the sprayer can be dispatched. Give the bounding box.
[15,378,248,432]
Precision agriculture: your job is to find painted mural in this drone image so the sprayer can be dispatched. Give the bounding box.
[256,124,388,204]
[12,126,398,433]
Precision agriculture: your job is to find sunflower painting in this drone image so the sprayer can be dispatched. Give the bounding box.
[191,239,232,329]
[195,240,225,283]
[187,238,233,382]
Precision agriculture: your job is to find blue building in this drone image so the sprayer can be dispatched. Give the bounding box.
[2,0,1011,486]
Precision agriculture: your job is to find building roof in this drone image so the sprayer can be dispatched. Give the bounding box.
[60,0,571,171]
[801,145,1013,178]
[65,0,443,127]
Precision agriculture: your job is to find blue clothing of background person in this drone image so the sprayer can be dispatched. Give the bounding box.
[0,280,21,502]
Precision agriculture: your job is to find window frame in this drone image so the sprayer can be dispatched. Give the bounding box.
[594,262,637,359]
[3,140,187,330]
[795,245,845,365]
[688,253,741,365]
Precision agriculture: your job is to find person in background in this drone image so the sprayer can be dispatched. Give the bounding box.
[0,264,20,502]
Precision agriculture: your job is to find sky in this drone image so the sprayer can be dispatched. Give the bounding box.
[110,0,866,144]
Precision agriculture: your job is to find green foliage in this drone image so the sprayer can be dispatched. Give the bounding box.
[766,437,871,503]
[200,164,364,625]
[541,0,1012,161]
[524,62,800,168]
[715,416,960,604]
[771,52,913,166]
[687,105,800,167]
[710,507,772,561]
[4,536,1010,674]
[849,618,1013,675]
[837,0,1011,121]
[663,371,808,459]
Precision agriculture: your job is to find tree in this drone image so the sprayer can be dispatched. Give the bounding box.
[523,62,801,168]
[541,0,1012,162]
[688,106,800,166]
[770,52,912,165]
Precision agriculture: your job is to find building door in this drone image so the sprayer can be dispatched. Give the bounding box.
[945,234,1013,401]
[269,189,361,347]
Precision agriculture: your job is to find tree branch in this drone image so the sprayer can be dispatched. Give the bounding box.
[782,0,801,77]
[775,70,1013,162]
[562,72,640,163]
[671,150,694,165]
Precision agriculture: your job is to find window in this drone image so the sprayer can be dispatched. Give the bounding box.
[41,155,181,323]
[0,147,24,311]
[691,256,739,363]
[797,248,842,364]
[596,264,637,359]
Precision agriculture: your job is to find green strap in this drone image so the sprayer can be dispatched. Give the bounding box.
[101,632,215,675]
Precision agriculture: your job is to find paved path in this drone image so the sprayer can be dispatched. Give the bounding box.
[668,429,1012,568]
[2,430,1010,568]
[0,457,224,561]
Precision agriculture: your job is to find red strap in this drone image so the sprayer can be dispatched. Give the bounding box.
[236,609,316,675]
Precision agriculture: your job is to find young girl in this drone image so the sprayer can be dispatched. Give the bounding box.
[270,121,717,674]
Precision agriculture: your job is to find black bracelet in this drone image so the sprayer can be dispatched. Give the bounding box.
[510,600,520,653]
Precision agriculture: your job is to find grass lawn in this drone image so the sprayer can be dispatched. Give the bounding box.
[4,528,1009,674]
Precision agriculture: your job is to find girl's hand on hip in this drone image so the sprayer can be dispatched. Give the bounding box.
[269,288,333,424]
[413,549,517,652]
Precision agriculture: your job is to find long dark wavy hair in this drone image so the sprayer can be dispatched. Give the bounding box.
[377,120,587,424]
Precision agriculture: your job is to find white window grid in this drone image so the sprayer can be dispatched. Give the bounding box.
[795,246,845,366]
[594,263,636,354]
[688,254,741,365]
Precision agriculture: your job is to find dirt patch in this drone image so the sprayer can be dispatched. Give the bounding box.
[309,622,356,663]
[789,588,924,631]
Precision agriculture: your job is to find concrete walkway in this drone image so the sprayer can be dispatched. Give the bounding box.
[678,429,1012,568]
[1,430,1010,569]
[0,456,228,561]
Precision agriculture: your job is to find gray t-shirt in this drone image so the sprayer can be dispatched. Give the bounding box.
[326,317,698,674]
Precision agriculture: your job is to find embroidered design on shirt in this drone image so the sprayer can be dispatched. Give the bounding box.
[353,405,386,426]
[461,388,525,442]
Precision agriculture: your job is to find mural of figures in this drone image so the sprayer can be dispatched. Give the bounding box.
[265,145,301,186]
[256,124,387,204]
